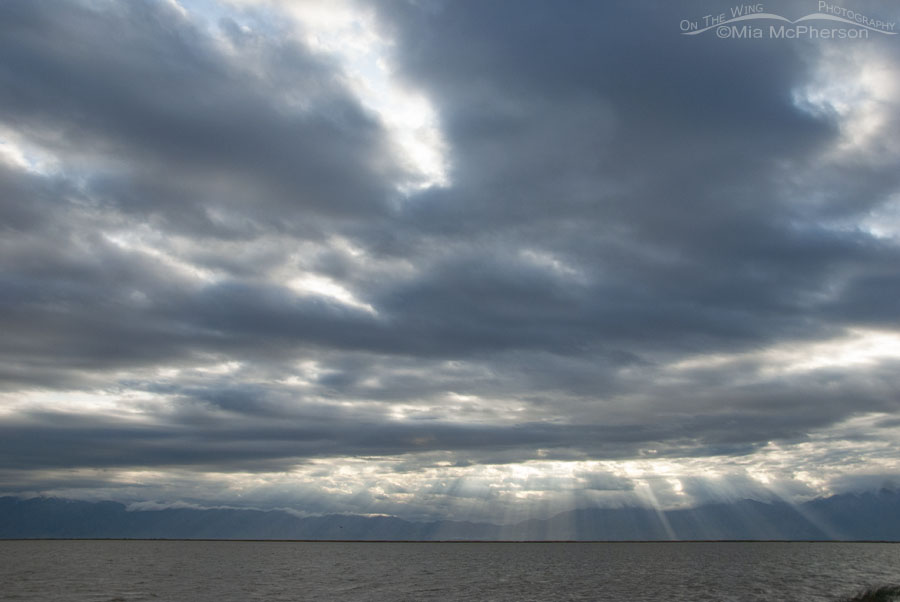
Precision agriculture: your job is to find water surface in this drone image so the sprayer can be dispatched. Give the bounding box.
[1,540,898,601]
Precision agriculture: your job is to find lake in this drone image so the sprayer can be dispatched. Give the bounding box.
[1,540,898,601]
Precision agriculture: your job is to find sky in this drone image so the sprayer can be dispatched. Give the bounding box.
[1,0,900,524]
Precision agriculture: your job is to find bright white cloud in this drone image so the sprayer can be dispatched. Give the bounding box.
[667,328,900,376]
[794,45,900,159]
[226,0,450,192]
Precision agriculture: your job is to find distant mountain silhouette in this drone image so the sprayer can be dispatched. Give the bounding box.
[2,489,899,540]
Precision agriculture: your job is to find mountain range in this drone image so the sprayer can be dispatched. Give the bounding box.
[2,489,899,540]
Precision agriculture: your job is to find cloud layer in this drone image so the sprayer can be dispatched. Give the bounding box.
[1,0,899,522]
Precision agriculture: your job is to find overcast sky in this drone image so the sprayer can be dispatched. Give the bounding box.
[1,0,899,523]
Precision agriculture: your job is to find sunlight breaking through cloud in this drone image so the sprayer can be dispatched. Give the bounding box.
[272,0,450,192]
[1,0,900,528]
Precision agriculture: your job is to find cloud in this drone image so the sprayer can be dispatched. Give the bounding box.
[0,0,899,520]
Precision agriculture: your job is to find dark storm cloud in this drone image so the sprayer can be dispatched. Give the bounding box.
[1,354,896,474]
[0,408,722,472]
[379,0,833,198]
[0,0,400,383]
[0,0,402,232]
[373,0,900,348]
[1,0,900,510]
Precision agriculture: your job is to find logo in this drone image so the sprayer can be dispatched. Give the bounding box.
[680,2,897,40]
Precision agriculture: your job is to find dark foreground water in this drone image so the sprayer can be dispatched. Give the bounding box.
[1,540,898,601]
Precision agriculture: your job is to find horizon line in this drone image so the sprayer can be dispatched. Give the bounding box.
[3,538,899,544]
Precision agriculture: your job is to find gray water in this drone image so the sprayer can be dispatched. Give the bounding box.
[0,541,898,601]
